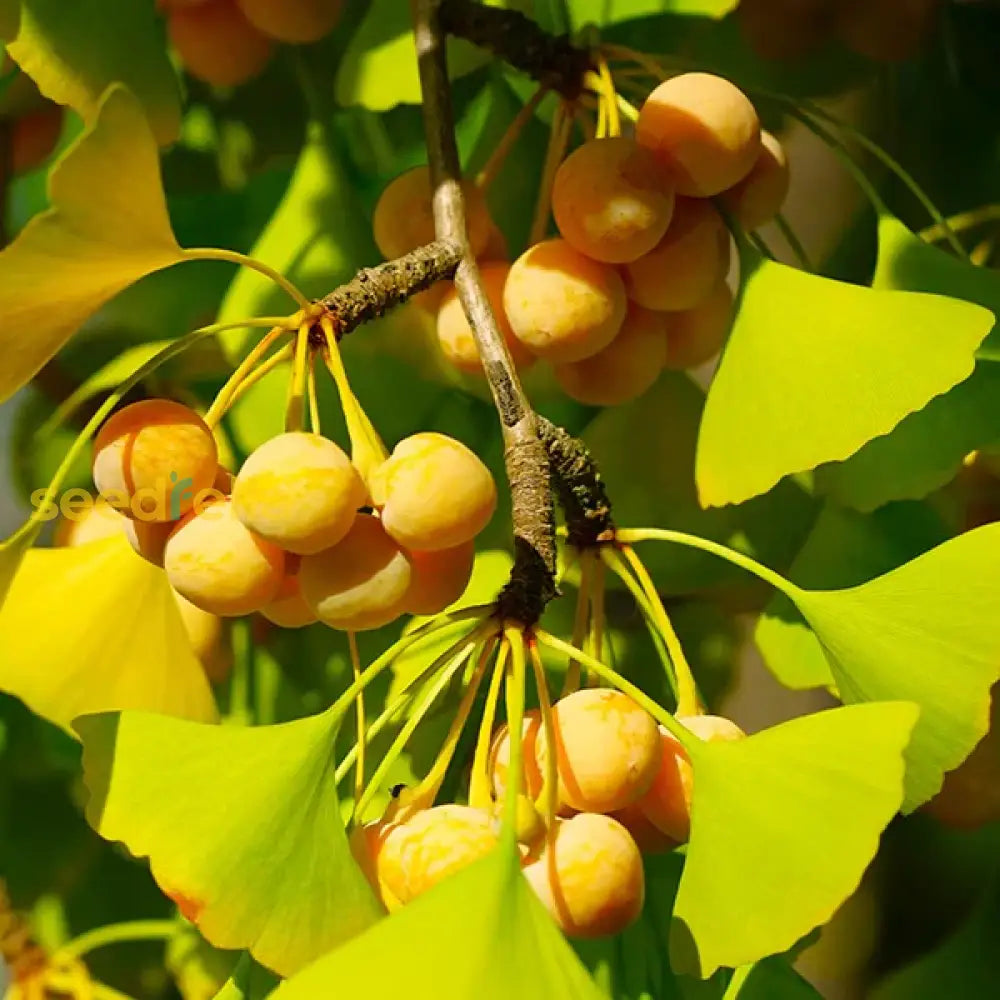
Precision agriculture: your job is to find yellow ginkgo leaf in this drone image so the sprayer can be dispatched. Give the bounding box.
[0,535,218,734]
[0,83,186,405]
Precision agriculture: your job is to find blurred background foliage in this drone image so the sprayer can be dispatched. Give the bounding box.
[3,1,1000,997]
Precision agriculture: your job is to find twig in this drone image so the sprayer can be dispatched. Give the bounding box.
[413,0,557,624]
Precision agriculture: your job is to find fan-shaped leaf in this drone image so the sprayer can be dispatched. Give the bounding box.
[273,842,606,999]
[696,250,994,507]
[0,84,185,405]
[76,704,383,978]
[0,528,35,611]
[0,536,217,732]
[672,703,917,977]
[3,0,181,144]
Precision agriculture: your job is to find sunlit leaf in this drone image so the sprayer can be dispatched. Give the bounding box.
[788,524,1000,810]
[672,703,918,977]
[755,502,948,690]
[0,536,217,733]
[273,842,606,999]
[565,0,737,27]
[76,703,383,977]
[0,84,185,405]
[3,0,181,145]
[696,250,994,507]
[816,218,1000,509]
[0,528,36,612]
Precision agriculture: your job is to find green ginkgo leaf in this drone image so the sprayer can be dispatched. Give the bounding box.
[565,0,738,26]
[672,702,918,978]
[76,703,383,978]
[790,525,1000,810]
[695,250,994,507]
[0,84,186,406]
[0,536,217,733]
[3,0,181,144]
[272,842,606,999]
[725,957,823,999]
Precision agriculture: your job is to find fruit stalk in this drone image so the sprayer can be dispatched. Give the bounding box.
[413,0,557,624]
[321,239,464,337]
[438,0,592,99]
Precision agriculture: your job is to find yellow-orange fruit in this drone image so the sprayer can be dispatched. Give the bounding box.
[662,280,734,371]
[534,688,661,814]
[552,137,675,264]
[92,399,219,522]
[369,433,497,551]
[124,518,176,567]
[720,130,790,230]
[402,541,475,616]
[554,304,668,406]
[164,499,285,616]
[837,0,938,63]
[58,497,127,548]
[211,465,235,496]
[10,105,63,176]
[611,803,678,855]
[260,567,317,628]
[637,72,761,197]
[436,263,536,373]
[623,197,730,312]
[377,805,499,904]
[503,239,627,363]
[173,589,230,684]
[523,813,645,938]
[299,513,412,631]
[168,0,273,87]
[638,715,745,842]
[737,0,835,62]
[232,432,366,555]
[479,221,509,261]
[373,166,492,261]
[237,0,342,43]
[490,710,545,801]
[350,820,400,912]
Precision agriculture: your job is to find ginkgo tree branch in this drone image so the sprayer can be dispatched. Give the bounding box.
[413,0,557,624]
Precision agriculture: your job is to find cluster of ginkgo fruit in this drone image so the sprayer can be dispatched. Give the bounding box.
[353,687,744,939]
[738,0,940,64]
[159,0,343,87]
[373,72,789,407]
[60,395,497,650]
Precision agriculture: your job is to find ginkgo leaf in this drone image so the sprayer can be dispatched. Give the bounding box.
[815,217,1000,509]
[0,536,217,732]
[76,703,384,978]
[565,0,738,25]
[695,249,994,507]
[671,702,918,978]
[272,842,607,999]
[0,84,186,405]
[3,0,181,145]
[790,524,1000,810]
[726,957,823,999]
[0,529,35,611]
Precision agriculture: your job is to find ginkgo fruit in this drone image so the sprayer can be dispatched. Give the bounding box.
[638,714,745,842]
[637,72,761,197]
[373,166,493,261]
[299,513,412,631]
[611,803,677,855]
[534,688,661,813]
[377,805,499,904]
[260,559,317,629]
[662,280,734,370]
[232,431,366,555]
[124,518,175,567]
[523,812,645,938]
[57,497,128,548]
[623,197,730,312]
[350,819,402,912]
[721,130,790,231]
[167,0,273,88]
[490,710,545,801]
[92,399,219,522]
[369,433,497,551]
[402,541,476,616]
[436,263,536,373]
[10,105,63,176]
[552,137,675,264]
[173,590,230,684]
[164,499,285,617]
[503,239,627,363]
[554,304,668,406]
[236,0,343,43]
